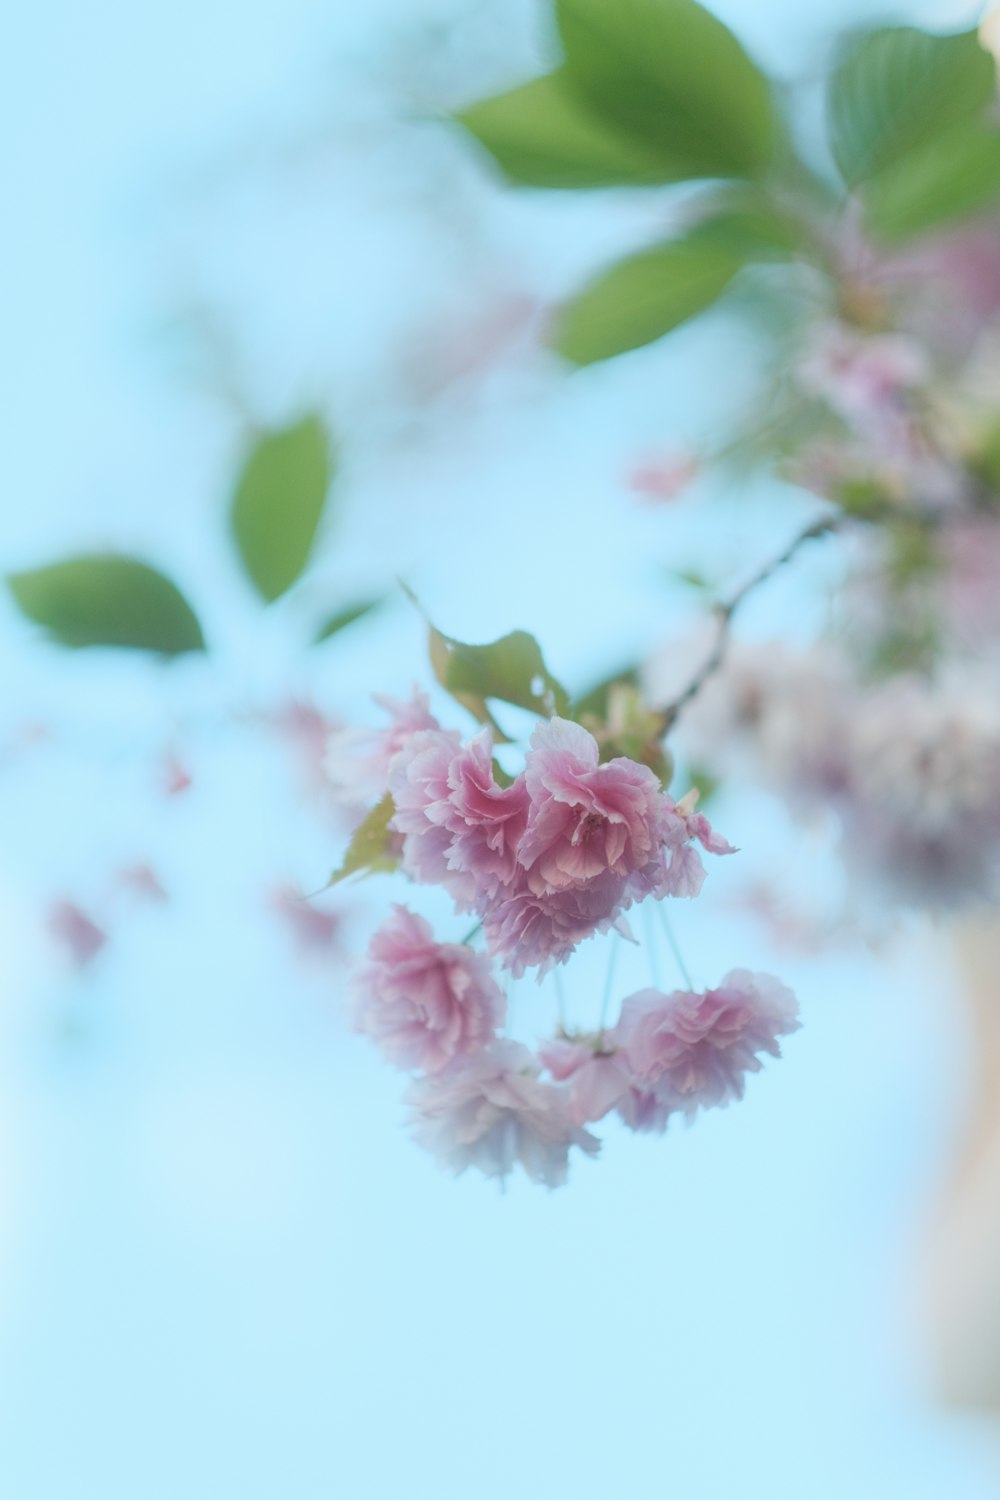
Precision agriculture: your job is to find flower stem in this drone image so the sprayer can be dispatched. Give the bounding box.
[554,967,567,1032]
[461,919,483,945]
[598,934,621,1037]
[642,901,663,990]
[656,903,694,991]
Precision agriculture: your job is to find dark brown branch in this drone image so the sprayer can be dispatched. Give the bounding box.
[661,513,841,732]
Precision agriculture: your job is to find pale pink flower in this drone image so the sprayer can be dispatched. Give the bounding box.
[538,1037,633,1124]
[162,750,192,798]
[442,730,530,898]
[482,872,626,977]
[272,699,343,800]
[115,863,169,904]
[626,451,700,504]
[474,721,733,974]
[643,792,736,899]
[270,884,344,956]
[798,323,927,434]
[615,971,799,1125]
[48,899,107,968]
[406,1040,599,1186]
[387,728,467,896]
[326,689,441,805]
[520,719,664,893]
[353,906,504,1073]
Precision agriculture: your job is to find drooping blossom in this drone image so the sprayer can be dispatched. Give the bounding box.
[520,718,665,893]
[614,971,799,1127]
[640,789,737,900]
[406,1040,599,1187]
[326,689,442,805]
[382,715,733,977]
[482,874,629,978]
[441,730,530,898]
[387,728,466,896]
[538,1037,633,1125]
[353,905,504,1073]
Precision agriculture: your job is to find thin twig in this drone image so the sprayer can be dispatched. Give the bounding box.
[662,513,841,732]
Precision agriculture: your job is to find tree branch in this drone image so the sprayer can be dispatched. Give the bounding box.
[661,513,841,732]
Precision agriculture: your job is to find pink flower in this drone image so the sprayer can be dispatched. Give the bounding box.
[115,863,169,903]
[162,750,192,797]
[406,1040,599,1187]
[327,689,442,804]
[626,450,700,504]
[520,719,664,893]
[387,729,467,896]
[538,1037,633,1124]
[482,873,626,977]
[615,970,799,1126]
[797,324,927,434]
[443,730,530,898]
[48,899,107,968]
[653,792,737,897]
[353,906,504,1074]
[271,884,344,956]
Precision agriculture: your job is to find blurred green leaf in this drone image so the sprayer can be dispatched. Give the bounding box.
[570,665,640,722]
[684,763,719,808]
[454,67,672,188]
[686,190,803,261]
[429,624,570,734]
[552,239,742,364]
[970,419,1000,494]
[864,123,1000,241]
[315,596,384,644]
[231,415,332,602]
[327,794,399,886]
[828,25,995,187]
[8,556,205,655]
[556,0,777,181]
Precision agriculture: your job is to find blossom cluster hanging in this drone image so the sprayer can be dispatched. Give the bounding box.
[329,642,799,1188]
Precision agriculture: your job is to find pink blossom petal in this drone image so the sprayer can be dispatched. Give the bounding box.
[353,905,505,1074]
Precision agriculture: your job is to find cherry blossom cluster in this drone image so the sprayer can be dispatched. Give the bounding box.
[778,222,1000,659]
[666,642,1000,912]
[333,690,799,1187]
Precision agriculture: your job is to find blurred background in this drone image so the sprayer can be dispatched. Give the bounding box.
[3,0,1000,1494]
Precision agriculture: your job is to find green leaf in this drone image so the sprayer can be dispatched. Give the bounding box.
[7,556,205,654]
[864,124,1000,242]
[684,763,719,808]
[327,794,399,886]
[556,0,777,181]
[315,596,384,644]
[828,25,995,187]
[230,415,332,602]
[570,665,640,722]
[454,67,672,188]
[429,625,570,732]
[552,239,742,364]
[685,190,803,261]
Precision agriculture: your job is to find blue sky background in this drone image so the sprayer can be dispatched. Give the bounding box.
[2,0,1000,1495]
